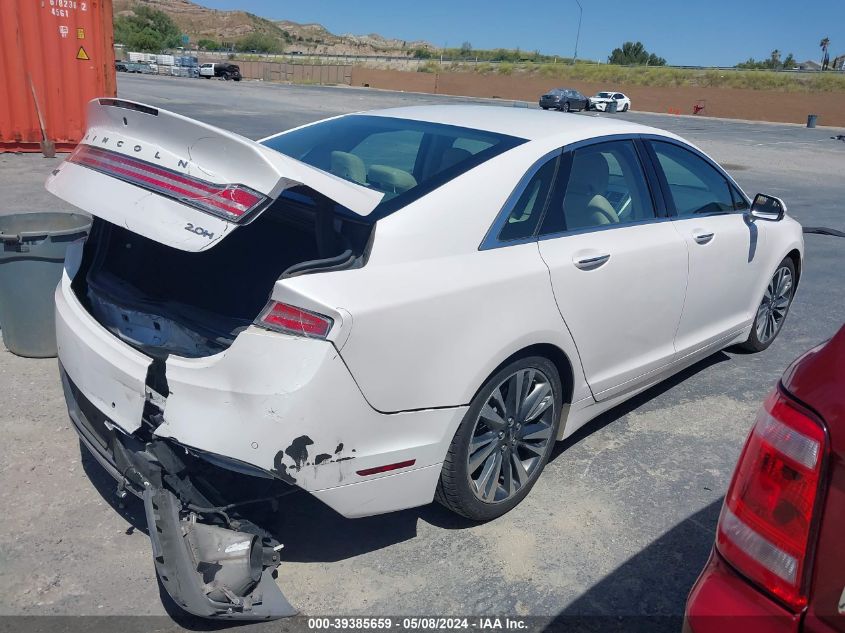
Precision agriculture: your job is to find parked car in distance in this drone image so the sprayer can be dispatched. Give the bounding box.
[685,324,845,633]
[199,62,242,81]
[115,61,129,72]
[539,88,589,112]
[588,91,631,112]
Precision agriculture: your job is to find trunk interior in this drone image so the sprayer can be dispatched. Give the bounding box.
[72,188,373,358]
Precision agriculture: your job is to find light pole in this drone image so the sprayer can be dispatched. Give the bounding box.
[573,0,583,61]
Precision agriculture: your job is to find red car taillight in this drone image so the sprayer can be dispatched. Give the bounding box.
[256,301,333,339]
[716,388,827,611]
[69,145,269,223]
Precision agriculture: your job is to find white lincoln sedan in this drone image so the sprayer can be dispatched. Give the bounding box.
[46,99,802,619]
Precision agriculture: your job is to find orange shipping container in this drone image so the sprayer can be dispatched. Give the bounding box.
[0,0,116,155]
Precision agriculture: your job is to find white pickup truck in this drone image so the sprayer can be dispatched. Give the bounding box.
[198,62,242,81]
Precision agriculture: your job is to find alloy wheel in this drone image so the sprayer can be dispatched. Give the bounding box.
[755,266,793,344]
[466,368,555,504]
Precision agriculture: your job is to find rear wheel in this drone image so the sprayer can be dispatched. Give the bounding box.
[541,106,549,110]
[622,103,630,112]
[436,356,562,521]
[739,257,796,352]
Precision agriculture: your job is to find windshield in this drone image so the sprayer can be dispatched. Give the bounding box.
[262,115,525,218]
[596,92,613,98]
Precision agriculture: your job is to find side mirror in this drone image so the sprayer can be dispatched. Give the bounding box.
[750,193,786,222]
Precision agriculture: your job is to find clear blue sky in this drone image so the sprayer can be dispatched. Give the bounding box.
[198,0,842,67]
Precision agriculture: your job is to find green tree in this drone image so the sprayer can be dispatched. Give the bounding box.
[113,6,181,51]
[196,38,222,51]
[234,32,284,53]
[820,36,830,69]
[608,41,666,66]
[460,41,473,58]
[735,50,795,70]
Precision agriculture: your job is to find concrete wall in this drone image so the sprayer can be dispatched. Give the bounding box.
[350,67,845,127]
[200,59,353,85]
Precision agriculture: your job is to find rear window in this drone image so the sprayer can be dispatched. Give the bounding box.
[262,115,525,218]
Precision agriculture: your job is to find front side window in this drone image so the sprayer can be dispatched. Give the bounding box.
[541,140,655,234]
[650,141,735,217]
[497,156,558,241]
[730,185,749,211]
[263,115,524,217]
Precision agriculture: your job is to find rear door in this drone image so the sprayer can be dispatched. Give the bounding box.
[47,98,383,252]
[536,139,688,400]
[645,139,766,355]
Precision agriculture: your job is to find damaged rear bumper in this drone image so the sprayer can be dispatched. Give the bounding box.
[143,487,296,620]
[55,271,465,518]
[62,368,296,619]
[55,262,466,619]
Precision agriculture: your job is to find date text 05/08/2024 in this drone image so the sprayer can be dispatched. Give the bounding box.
[307,617,529,630]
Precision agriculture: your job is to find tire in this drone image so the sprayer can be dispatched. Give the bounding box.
[561,102,570,112]
[738,257,796,352]
[435,355,562,521]
[541,106,549,110]
[622,103,629,112]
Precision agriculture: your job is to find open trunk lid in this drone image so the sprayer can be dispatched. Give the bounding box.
[46,98,383,252]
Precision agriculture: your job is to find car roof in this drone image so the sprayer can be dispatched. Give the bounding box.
[361,104,674,144]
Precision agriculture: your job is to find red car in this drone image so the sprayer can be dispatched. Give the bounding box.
[685,325,845,633]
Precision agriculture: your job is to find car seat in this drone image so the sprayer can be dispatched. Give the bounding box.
[563,152,619,229]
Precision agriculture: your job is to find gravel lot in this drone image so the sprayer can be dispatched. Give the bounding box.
[1,75,843,632]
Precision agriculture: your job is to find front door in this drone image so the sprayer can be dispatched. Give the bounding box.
[646,140,768,355]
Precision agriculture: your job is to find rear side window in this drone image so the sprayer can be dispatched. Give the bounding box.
[650,141,734,217]
[541,140,655,234]
[263,115,525,218]
[498,156,558,241]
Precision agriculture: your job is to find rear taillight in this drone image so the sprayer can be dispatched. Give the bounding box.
[69,145,269,223]
[716,388,826,610]
[256,302,333,339]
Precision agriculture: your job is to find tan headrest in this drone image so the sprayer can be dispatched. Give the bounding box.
[569,152,610,198]
[368,165,417,194]
[330,151,367,185]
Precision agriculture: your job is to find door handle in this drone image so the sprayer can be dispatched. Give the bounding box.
[573,253,611,270]
[693,231,715,245]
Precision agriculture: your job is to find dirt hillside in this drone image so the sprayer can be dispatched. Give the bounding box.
[113,0,435,55]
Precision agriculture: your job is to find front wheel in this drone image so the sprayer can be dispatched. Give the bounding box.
[739,257,796,352]
[435,356,562,521]
[560,102,570,112]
